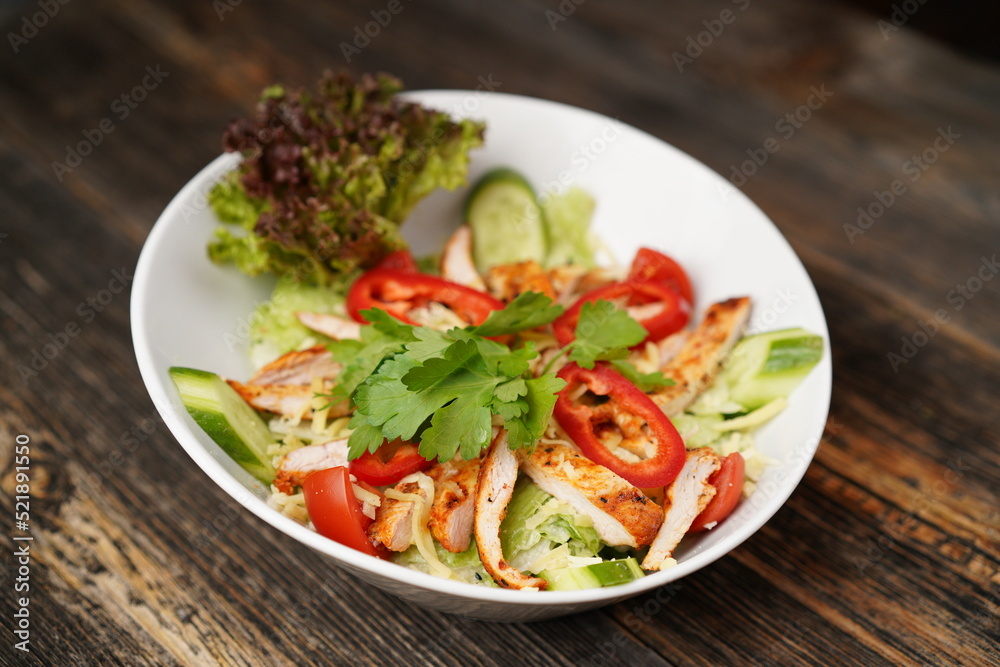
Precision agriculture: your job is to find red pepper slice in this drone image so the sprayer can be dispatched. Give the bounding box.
[553,363,686,488]
[552,280,690,347]
[374,249,419,273]
[346,268,504,326]
[689,452,745,532]
[349,440,433,487]
[627,247,694,305]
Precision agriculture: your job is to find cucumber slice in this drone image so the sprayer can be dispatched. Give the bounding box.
[542,187,597,269]
[722,328,823,410]
[540,558,645,591]
[169,367,277,483]
[464,168,547,271]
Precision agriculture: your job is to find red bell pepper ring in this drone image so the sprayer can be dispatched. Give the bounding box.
[552,280,690,347]
[373,249,419,273]
[553,362,686,488]
[627,247,694,306]
[346,268,505,326]
[349,440,433,487]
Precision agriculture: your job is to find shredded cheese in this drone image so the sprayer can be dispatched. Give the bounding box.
[408,473,453,580]
[527,543,570,573]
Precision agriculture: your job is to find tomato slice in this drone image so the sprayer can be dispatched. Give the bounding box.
[302,467,387,558]
[689,452,745,532]
[552,280,690,347]
[374,249,419,273]
[349,440,432,486]
[553,363,686,488]
[346,268,504,326]
[628,247,694,306]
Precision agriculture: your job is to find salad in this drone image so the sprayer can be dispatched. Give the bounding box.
[171,73,823,592]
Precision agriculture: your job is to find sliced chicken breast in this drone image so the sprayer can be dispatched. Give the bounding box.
[642,448,721,571]
[296,311,362,340]
[440,225,487,291]
[474,431,547,590]
[649,297,752,416]
[249,345,342,386]
[485,260,556,302]
[273,437,350,493]
[368,479,426,552]
[427,457,481,553]
[227,380,351,420]
[522,442,663,548]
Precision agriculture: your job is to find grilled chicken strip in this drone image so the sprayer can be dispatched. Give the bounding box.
[547,265,622,305]
[296,311,362,340]
[249,345,342,386]
[642,448,721,571]
[227,380,351,420]
[474,431,548,590]
[273,437,350,493]
[427,457,481,553]
[649,296,752,416]
[368,479,427,552]
[485,260,556,302]
[522,442,663,548]
[440,225,487,291]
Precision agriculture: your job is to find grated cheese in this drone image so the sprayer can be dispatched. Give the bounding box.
[405,472,453,580]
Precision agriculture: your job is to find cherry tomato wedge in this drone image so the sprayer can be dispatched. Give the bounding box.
[552,280,690,347]
[302,467,387,558]
[374,249,419,273]
[346,268,505,326]
[627,247,694,306]
[349,440,433,486]
[553,363,686,488]
[689,452,746,532]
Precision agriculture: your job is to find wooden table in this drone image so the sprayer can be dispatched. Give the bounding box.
[2,0,997,664]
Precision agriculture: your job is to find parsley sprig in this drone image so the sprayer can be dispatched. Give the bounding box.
[328,291,672,462]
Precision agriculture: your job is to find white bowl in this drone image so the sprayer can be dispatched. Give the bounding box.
[132,90,832,622]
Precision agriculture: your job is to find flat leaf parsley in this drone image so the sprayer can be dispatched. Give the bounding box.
[329,292,672,462]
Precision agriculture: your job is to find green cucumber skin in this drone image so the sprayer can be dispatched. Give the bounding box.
[464,168,547,270]
[169,367,276,484]
[462,168,537,220]
[541,558,645,591]
[759,336,824,374]
[725,329,823,410]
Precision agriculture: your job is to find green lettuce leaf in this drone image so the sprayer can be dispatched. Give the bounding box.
[208,71,485,286]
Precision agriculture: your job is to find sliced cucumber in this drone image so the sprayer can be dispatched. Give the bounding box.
[464,168,547,271]
[722,328,823,410]
[540,558,645,591]
[541,187,597,269]
[169,367,277,484]
[669,413,726,447]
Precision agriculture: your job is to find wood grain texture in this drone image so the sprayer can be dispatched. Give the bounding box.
[1,0,997,665]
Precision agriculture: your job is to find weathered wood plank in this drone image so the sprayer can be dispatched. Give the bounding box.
[0,0,997,664]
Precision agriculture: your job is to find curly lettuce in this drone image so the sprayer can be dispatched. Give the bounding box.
[208,71,485,286]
